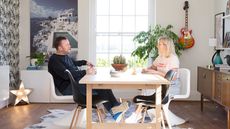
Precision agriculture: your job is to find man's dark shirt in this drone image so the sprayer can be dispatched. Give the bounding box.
[48,54,87,93]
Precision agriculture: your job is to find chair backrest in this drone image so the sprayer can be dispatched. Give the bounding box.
[162,69,177,104]
[174,68,190,99]
[49,72,73,102]
[65,69,86,105]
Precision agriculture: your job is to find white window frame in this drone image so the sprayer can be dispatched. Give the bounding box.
[89,0,155,65]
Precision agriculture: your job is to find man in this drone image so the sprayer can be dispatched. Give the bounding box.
[48,36,129,122]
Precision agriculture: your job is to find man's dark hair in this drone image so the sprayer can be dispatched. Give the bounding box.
[53,36,67,50]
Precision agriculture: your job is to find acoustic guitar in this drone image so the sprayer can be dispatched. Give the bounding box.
[179,1,195,49]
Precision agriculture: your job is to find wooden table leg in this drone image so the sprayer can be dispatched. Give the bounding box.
[228,109,230,129]
[155,85,162,129]
[86,84,92,129]
[201,94,203,112]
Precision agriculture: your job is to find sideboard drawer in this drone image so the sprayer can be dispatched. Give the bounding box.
[214,73,222,102]
[197,67,213,98]
[221,74,230,108]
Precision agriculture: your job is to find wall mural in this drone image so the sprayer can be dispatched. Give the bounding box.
[0,0,20,89]
[30,0,78,59]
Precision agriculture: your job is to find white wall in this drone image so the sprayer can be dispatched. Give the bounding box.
[20,0,217,100]
[215,0,228,13]
[155,0,215,100]
[19,0,30,69]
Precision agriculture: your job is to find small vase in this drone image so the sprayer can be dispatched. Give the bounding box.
[213,52,223,65]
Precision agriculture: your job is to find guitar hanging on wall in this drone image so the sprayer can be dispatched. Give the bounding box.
[179,1,195,49]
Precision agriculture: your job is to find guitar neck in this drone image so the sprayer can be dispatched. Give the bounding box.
[185,9,188,30]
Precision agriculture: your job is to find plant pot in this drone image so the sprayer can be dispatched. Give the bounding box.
[111,64,127,71]
[31,58,38,66]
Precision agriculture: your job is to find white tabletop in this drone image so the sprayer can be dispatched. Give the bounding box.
[79,67,170,85]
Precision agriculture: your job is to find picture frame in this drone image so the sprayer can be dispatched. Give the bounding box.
[223,32,230,48]
[214,12,225,48]
[30,0,78,56]
[226,0,230,15]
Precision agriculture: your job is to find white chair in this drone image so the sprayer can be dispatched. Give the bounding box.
[0,65,9,109]
[162,68,190,127]
[49,73,74,103]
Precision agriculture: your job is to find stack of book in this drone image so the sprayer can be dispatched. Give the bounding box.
[215,64,230,70]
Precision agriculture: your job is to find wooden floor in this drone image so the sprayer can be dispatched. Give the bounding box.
[0,101,227,129]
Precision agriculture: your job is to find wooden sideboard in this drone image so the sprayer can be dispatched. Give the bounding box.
[197,66,230,129]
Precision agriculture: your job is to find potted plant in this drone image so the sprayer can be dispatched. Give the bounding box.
[111,55,127,71]
[27,52,46,66]
[131,24,184,60]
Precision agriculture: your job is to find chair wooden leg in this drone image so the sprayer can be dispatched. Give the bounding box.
[141,107,147,123]
[73,107,82,129]
[101,107,107,115]
[119,98,126,123]
[74,107,82,129]
[96,108,103,123]
[161,111,166,129]
[69,106,81,129]
[69,107,78,129]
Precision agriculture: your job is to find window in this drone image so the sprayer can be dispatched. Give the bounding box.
[95,0,151,67]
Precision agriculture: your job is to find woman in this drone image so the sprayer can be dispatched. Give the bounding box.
[141,36,180,96]
[125,36,180,123]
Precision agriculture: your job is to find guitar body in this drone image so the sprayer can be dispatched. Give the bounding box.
[178,1,195,49]
[179,28,195,48]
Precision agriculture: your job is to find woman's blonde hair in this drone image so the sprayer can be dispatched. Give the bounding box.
[157,36,176,57]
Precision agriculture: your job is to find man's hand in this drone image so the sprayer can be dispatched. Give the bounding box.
[86,67,96,75]
[86,61,94,68]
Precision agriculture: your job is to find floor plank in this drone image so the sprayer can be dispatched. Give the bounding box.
[0,101,227,129]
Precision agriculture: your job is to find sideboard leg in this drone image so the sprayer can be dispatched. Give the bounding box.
[228,109,230,129]
[201,94,204,112]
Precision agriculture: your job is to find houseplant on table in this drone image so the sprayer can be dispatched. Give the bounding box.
[131,24,184,60]
[111,55,127,71]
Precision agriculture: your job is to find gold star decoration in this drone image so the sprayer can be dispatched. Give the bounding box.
[10,81,32,105]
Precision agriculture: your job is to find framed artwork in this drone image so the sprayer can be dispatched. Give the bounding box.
[30,0,78,56]
[223,32,230,48]
[226,0,230,15]
[214,12,225,48]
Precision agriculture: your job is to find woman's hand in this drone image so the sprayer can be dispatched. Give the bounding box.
[142,68,159,74]
[141,68,148,73]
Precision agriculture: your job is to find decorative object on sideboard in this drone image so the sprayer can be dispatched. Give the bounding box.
[10,81,32,105]
[111,55,127,71]
[209,38,223,68]
[26,52,47,70]
[27,52,46,66]
[215,12,225,48]
[224,55,230,66]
